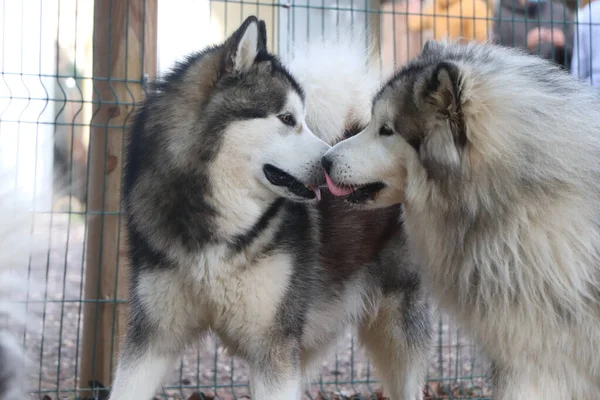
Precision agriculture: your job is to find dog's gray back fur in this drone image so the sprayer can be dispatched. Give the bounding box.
[383,41,600,398]
[109,17,431,400]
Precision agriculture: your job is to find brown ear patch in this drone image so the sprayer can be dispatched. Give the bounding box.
[180,49,225,109]
[424,61,467,148]
[424,62,459,112]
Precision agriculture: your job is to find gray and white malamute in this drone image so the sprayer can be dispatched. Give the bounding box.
[323,40,600,399]
[109,17,431,400]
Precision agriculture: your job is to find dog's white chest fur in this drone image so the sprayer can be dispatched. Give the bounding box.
[206,252,294,333]
[137,247,294,339]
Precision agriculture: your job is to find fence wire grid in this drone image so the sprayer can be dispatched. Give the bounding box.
[0,0,597,399]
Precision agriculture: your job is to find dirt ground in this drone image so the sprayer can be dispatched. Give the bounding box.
[16,214,492,400]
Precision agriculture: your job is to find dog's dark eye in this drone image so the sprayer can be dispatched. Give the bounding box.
[278,113,296,127]
[379,125,394,136]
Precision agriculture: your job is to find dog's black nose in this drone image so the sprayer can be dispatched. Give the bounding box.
[321,156,333,174]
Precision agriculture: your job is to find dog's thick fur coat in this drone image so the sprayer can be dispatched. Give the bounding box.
[324,40,600,399]
[109,17,431,400]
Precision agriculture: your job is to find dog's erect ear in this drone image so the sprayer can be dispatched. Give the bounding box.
[224,16,261,74]
[257,20,268,52]
[421,40,443,57]
[423,61,461,114]
[423,61,467,147]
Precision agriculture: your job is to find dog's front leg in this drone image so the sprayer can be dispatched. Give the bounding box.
[358,294,432,400]
[108,290,196,400]
[492,363,569,400]
[109,344,176,400]
[250,371,302,400]
[248,339,302,400]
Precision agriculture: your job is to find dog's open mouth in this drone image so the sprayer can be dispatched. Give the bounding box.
[263,164,321,200]
[324,172,385,203]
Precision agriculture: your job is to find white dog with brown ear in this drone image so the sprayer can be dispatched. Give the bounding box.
[323,39,600,399]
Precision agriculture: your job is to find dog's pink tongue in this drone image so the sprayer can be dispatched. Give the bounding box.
[325,173,354,196]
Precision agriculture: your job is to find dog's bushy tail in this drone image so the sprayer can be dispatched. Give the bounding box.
[0,171,33,399]
[283,28,384,145]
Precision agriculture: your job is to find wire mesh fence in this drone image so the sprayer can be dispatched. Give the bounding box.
[1,0,597,399]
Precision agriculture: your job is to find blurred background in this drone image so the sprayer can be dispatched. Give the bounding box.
[0,0,596,398]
